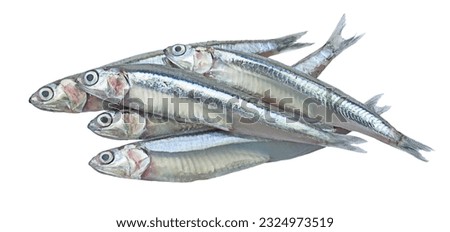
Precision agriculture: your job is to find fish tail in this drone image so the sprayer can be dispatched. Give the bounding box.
[327,14,364,56]
[396,134,433,162]
[364,93,391,115]
[328,133,367,153]
[275,31,314,53]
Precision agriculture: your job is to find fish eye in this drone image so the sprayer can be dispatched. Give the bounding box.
[83,70,99,86]
[99,151,114,165]
[96,112,113,127]
[38,87,54,101]
[171,44,186,56]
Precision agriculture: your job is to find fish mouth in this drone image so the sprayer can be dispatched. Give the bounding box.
[87,122,98,132]
[162,48,170,57]
[89,157,121,177]
[28,94,70,113]
[29,96,38,106]
[88,157,106,174]
[162,56,175,67]
[88,157,97,168]
[28,95,49,111]
[162,50,178,67]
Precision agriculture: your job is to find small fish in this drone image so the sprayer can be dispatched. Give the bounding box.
[164,18,431,161]
[89,94,390,140]
[88,131,326,182]
[164,15,362,118]
[29,32,310,113]
[77,64,366,152]
[88,110,213,140]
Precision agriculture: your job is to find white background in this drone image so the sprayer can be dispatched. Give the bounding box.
[1,1,448,231]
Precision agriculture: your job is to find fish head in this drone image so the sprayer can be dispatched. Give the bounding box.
[88,110,146,140]
[76,67,130,104]
[164,44,214,74]
[89,145,150,179]
[29,76,91,113]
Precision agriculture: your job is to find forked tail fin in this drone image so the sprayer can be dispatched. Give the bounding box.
[397,135,433,162]
[327,14,364,56]
[292,14,363,78]
[273,31,314,54]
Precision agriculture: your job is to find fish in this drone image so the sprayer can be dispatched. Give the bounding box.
[89,49,387,141]
[77,64,366,152]
[164,18,431,161]
[89,95,390,140]
[29,32,311,113]
[164,15,362,117]
[163,16,363,118]
[88,131,329,182]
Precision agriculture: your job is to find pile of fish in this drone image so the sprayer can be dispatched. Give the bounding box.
[29,15,432,182]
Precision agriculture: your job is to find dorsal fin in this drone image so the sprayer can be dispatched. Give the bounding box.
[364,94,391,115]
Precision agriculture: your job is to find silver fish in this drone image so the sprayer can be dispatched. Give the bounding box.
[29,32,310,113]
[88,131,326,182]
[163,17,362,118]
[164,19,431,161]
[77,64,366,152]
[89,94,390,140]
[164,16,361,117]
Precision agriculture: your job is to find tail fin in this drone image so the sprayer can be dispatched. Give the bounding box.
[364,94,391,115]
[291,15,362,78]
[329,133,367,153]
[327,14,364,56]
[397,135,433,162]
[274,31,314,54]
[363,94,432,161]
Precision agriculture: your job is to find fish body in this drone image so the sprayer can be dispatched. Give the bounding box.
[78,64,366,152]
[164,24,431,161]
[29,32,310,113]
[89,94,390,140]
[89,131,324,182]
